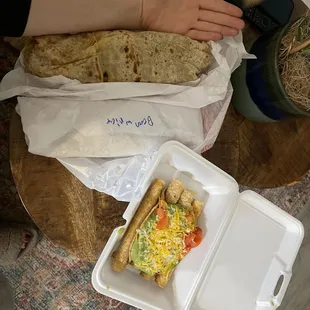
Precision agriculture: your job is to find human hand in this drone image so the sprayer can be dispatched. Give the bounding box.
[141,0,245,41]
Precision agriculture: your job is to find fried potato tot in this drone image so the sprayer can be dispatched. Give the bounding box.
[165,180,184,204]
[192,200,204,218]
[178,190,194,209]
[155,268,176,288]
[140,272,154,281]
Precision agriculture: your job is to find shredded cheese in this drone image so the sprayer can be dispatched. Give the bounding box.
[133,204,196,275]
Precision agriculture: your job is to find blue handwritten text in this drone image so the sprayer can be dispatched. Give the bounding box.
[106,116,154,128]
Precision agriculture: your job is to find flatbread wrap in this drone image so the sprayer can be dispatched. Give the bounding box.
[112,179,205,288]
[23,31,212,84]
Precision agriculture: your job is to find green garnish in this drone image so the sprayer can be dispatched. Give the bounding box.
[117,228,125,235]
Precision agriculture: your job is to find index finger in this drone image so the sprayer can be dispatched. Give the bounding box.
[200,0,243,17]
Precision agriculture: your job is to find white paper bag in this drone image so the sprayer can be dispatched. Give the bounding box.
[17,97,205,158]
[0,32,254,201]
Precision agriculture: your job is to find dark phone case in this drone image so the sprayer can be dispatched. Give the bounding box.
[226,0,294,32]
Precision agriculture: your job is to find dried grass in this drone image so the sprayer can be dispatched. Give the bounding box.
[279,12,310,111]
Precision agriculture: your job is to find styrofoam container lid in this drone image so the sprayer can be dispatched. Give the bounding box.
[92,141,304,310]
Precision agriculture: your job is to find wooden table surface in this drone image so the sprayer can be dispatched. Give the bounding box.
[203,105,310,188]
[10,101,310,260]
[10,111,127,261]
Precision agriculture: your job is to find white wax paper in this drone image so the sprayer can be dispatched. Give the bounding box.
[0,32,254,202]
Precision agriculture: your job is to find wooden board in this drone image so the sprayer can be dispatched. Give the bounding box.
[204,105,310,188]
[10,105,310,261]
[10,111,127,262]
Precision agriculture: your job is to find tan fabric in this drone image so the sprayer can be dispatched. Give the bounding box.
[23,31,212,84]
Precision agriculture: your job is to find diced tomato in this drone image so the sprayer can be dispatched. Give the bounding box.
[186,214,194,224]
[194,227,203,236]
[184,246,191,254]
[184,227,203,249]
[156,207,166,218]
[156,207,169,230]
[184,233,195,248]
[157,215,169,230]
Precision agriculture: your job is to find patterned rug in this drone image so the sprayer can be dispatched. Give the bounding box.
[0,37,310,310]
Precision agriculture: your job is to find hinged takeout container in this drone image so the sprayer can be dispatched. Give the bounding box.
[92,141,304,310]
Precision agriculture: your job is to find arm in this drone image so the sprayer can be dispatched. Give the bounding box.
[25,0,244,40]
[25,0,143,36]
[1,0,244,40]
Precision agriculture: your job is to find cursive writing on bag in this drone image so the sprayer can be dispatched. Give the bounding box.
[106,116,154,128]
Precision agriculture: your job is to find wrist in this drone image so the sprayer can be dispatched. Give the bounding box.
[140,0,157,30]
[117,0,144,30]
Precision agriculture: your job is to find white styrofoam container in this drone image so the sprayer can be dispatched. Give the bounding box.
[92,141,304,310]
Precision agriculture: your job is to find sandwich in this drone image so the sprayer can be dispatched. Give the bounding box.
[112,179,205,288]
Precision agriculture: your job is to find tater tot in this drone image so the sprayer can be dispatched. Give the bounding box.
[192,200,204,218]
[178,190,194,209]
[165,180,184,204]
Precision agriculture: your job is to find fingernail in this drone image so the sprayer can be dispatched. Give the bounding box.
[215,34,223,41]
[229,29,239,36]
[239,20,246,29]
